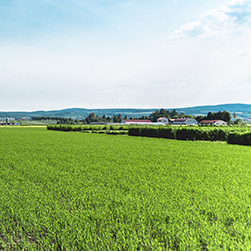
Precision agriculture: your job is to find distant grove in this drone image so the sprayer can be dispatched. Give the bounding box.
[32,109,233,124]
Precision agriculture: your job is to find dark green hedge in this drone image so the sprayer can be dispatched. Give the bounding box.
[128,126,175,139]
[128,126,228,141]
[128,126,251,146]
[175,128,228,141]
[228,132,251,146]
[48,124,251,146]
[47,124,130,132]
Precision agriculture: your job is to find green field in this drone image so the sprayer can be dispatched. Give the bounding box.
[1,127,251,250]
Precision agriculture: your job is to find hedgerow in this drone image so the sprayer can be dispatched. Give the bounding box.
[48,124,251,146]
[228,131,251,145]
[128,125,251,145]
[47,124,130,132]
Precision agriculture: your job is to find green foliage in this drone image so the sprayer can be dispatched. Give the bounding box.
[47,124,131,135]
[48,124,251,146]
[157,126,176,139]
[128,125,251,145]
[128,126,176,139]
[1,127,251,250]
[149,109,194,122]
[202,110,232,122]
[228,131,251,146]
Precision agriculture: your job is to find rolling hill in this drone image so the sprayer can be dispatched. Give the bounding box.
[0,103,250,120]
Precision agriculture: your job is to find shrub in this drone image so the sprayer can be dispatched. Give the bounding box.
[128,127,142,136]
[228,132,251,146]
[158,127,175,139]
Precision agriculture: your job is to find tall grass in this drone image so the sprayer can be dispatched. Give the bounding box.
[1,127,251,249]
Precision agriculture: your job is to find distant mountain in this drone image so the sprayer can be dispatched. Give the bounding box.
[0,108,156,120]
[0,103,250,120]
[174,103,251,119]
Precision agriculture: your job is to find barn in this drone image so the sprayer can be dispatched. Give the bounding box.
[199,120,227,125]
[172,118,198,125]
[157,117,169,124]
[121,119,152,125]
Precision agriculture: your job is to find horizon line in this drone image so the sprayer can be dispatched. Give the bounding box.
[0,103,250,113]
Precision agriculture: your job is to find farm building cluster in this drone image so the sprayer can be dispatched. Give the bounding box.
[90,118,228,126]
[0,117,20,125]
[1,116,229,126]
[120,118,227,125]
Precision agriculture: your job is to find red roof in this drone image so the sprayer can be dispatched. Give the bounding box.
[123,119,151,123]
[199,120,219,123]
[173,118,188,122]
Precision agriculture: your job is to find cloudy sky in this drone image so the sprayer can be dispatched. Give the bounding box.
[0,0,250,111]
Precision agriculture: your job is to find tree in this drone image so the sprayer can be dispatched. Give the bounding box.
[170,109,178,118]
[207,112,214,120]
[160,108,166,114]
[85,112,96,124]
[117,114,123,122]
[233,112,238,119]
[205,110,231,122]
[196,115,204,122]
[113,115,119,123]
[222,111,231,122]
[149,110,160,122]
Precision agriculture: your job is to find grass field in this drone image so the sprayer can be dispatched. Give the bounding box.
[0,127,251,250]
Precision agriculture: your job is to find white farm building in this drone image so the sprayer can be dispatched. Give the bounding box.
[157,117,169,124]
[199,120,227,125]
[121,119,152,125]
[172,118,198,125]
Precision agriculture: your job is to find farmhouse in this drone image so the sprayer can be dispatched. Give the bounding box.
[199,120,227,125]
[121,119,152,125]
[172,118,198,125]
[157,117,169,124]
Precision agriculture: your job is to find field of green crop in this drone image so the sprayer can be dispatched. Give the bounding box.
[20,120,58,126]
[1,127,251,250]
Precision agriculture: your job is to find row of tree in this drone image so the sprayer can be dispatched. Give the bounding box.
[32,109,233,124]
[148,109,232,122]
[148,109,195,122]
[196,111,232,123]
[32,116,67,121]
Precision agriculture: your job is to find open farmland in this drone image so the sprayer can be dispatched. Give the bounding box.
[0,127,251,250]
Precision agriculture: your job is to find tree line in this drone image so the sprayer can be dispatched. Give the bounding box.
[32,109,232,124]
[196,111,232,123]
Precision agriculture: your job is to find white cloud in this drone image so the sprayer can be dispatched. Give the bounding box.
[169,0,251,40]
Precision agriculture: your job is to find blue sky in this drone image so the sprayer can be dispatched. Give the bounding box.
[0,0,250,111]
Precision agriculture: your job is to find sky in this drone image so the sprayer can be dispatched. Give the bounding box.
[0,0,250,111]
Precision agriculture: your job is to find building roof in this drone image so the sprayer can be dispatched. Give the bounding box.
[157,117,168,121]
[173,118,188,122]
[199,120,220,123]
